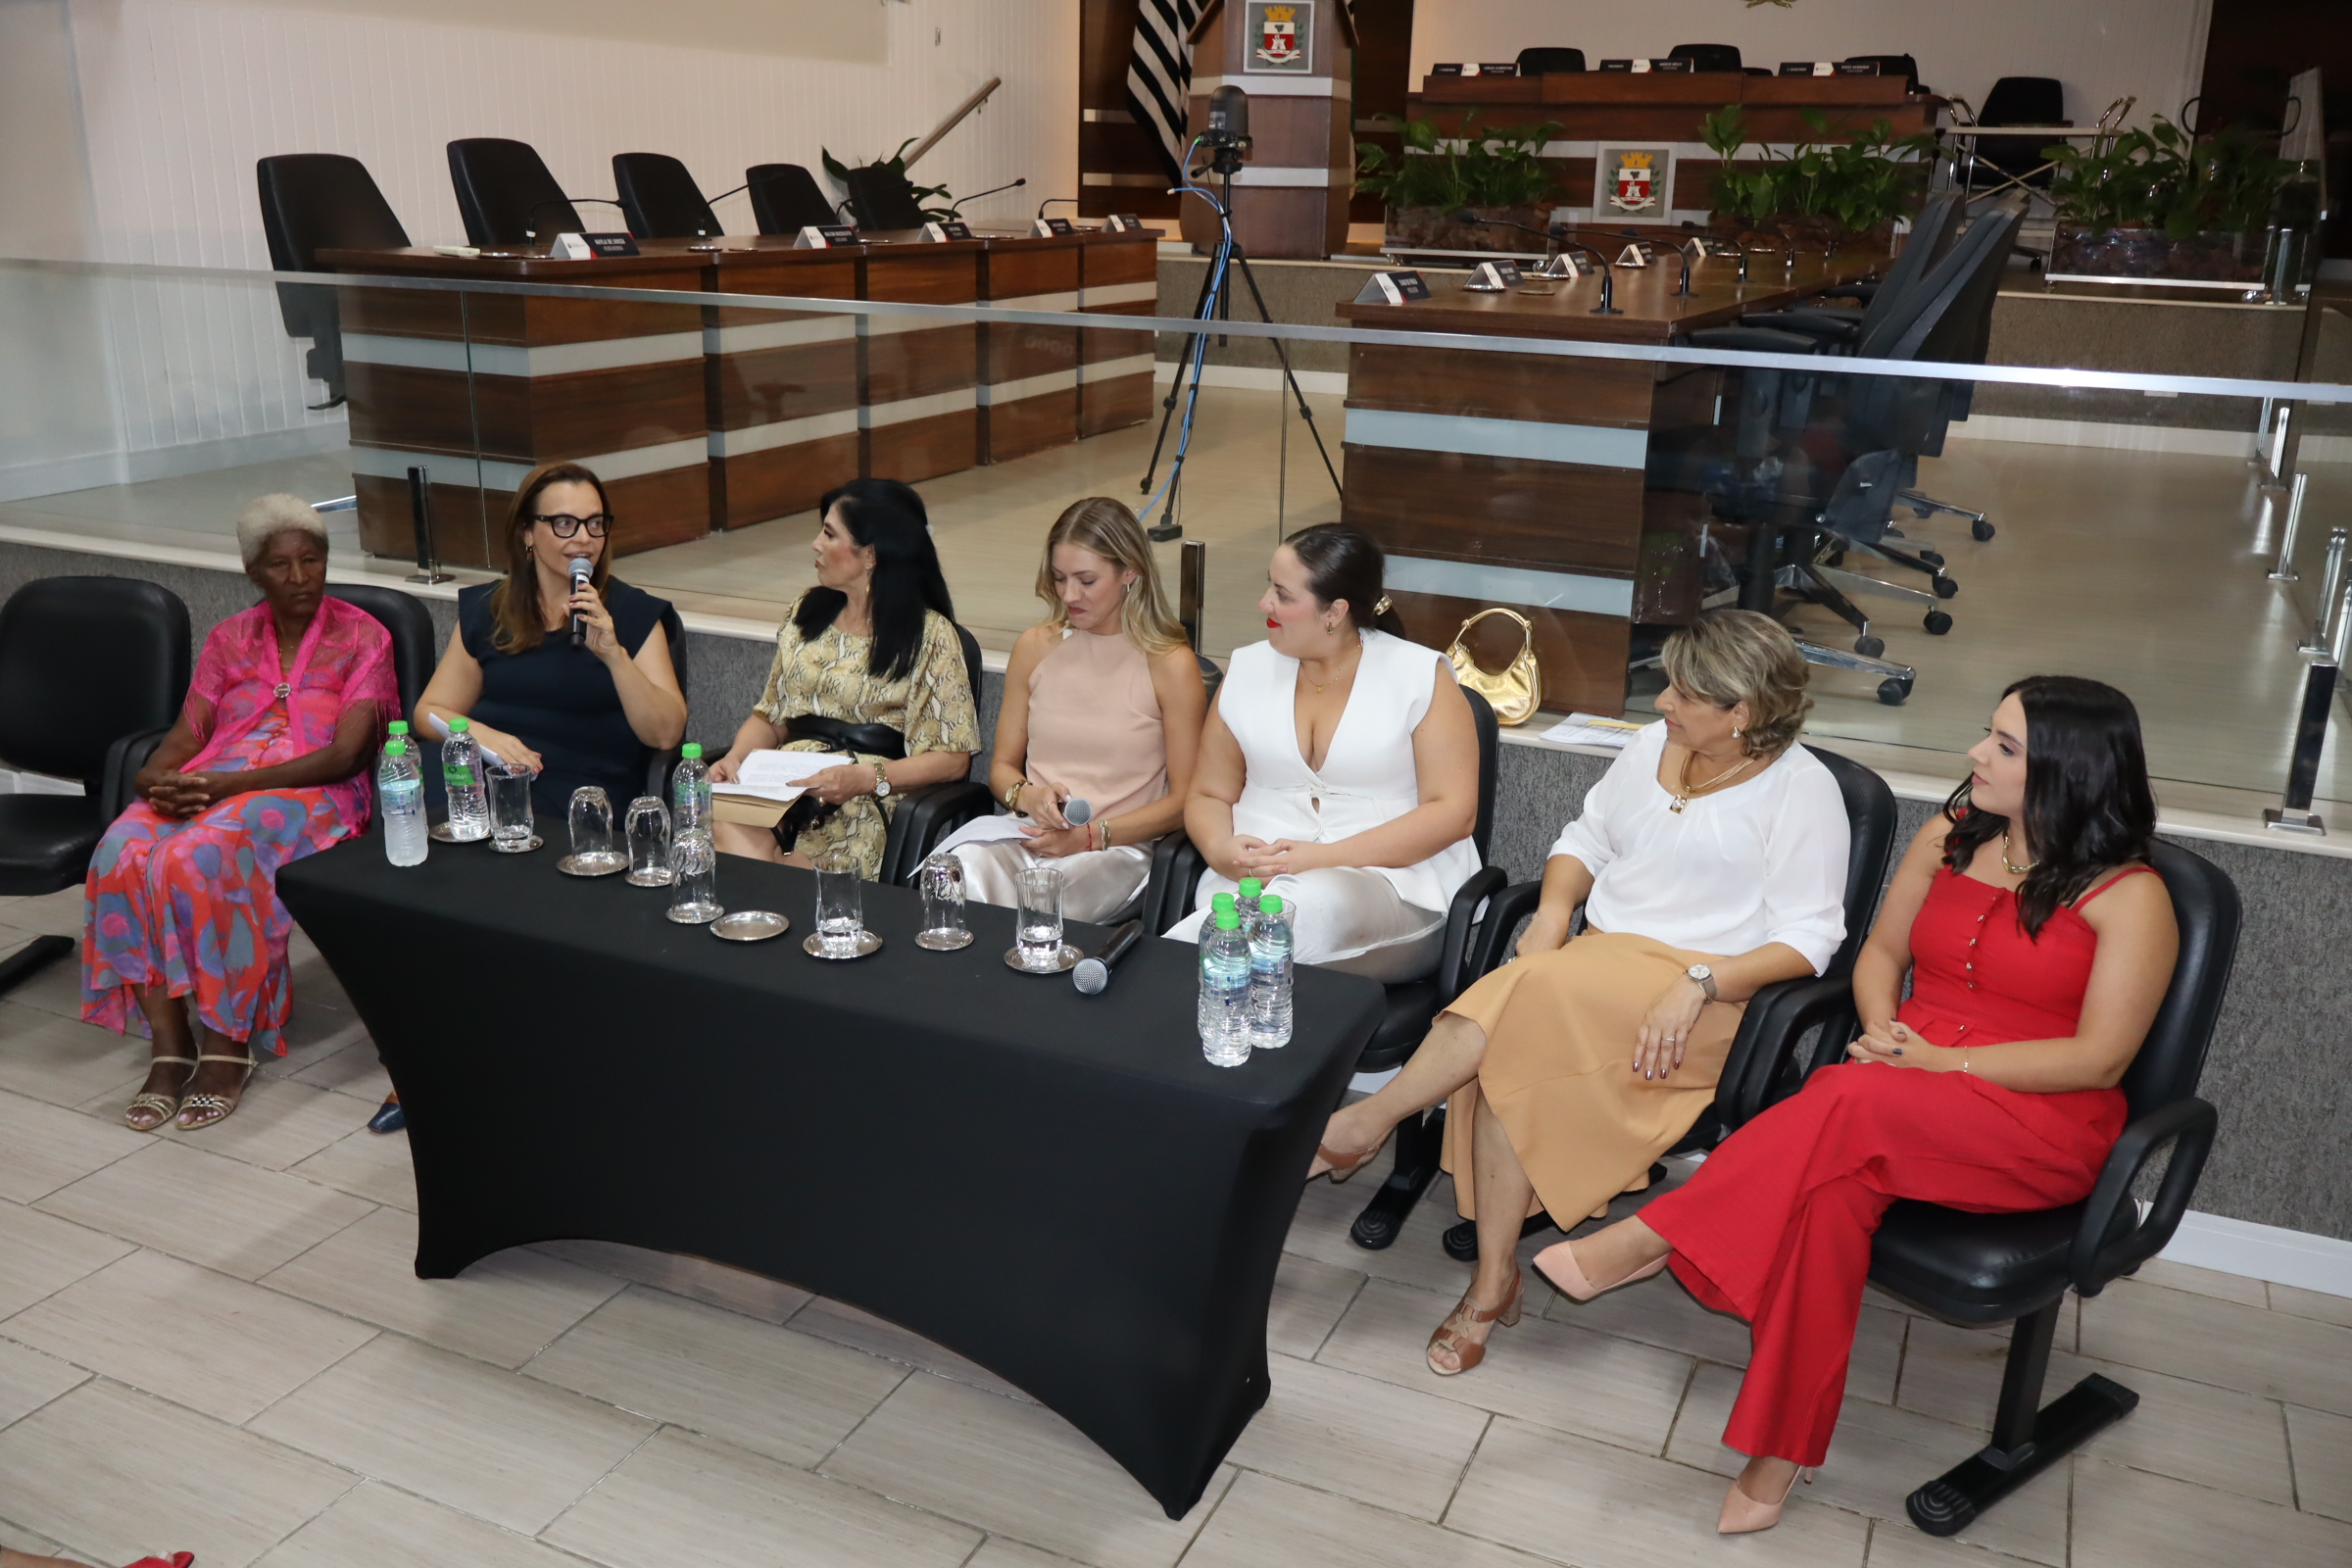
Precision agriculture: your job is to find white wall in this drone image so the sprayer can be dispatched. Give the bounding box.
[10,0,1076,476]
[1413,0,2212,134]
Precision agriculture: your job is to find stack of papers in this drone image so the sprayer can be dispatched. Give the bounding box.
[1540,712,1645,750]
[712,751,851,805]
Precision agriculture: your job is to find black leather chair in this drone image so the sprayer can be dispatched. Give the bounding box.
[1974,77,2067,189]
[612,153,721,239]
[1735,840,2241,1536]
[841,165,930,231]
[1844,54,1923,94]
[255,154,413,409]
[1440,743,1898,1259]
[747,164,845,235]
[873,623,995,885]
[1147,687,1506,1249]
[1737,192,1964,351]
[447,138,580,248]
[0,578,192,997]
[1515,47,1585,74]
[1668,44,1743,74]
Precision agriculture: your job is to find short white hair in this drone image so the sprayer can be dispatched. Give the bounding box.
[235,494,330,566]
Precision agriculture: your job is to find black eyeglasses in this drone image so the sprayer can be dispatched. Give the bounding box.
[533,513,612,538]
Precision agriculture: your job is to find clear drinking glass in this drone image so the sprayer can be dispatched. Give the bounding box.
[914,852,971,950]
[624,796,672,886]
[566,786,624,872]
[664,828,722,923]
[815,855,864,956]
[487,758,535,852]
[1015,863,1063,970]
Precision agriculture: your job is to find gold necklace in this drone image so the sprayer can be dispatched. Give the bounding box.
[1301,641,1360,695]
[1668,749,1759,814]
[2000,830,2037,876]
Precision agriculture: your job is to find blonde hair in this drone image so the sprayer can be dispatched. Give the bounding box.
[1659,609,1812,757]
[234,494,329,566]
[1033,497,1186,655]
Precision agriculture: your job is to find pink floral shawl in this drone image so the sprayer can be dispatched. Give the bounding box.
[182,597,399,828]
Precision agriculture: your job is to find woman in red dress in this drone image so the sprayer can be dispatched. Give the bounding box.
[1532,675,2180,1535]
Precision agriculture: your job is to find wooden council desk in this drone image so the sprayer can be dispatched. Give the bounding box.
[1335,248,1885,713]
[321,228,1158,568]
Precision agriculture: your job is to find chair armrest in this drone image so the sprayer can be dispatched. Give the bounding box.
[101,727,173,822]
[881,779,994,884]
[1151,833,1208,934]
[1740,311,1858,343]
[1718,972,1858,1132]
[1461,880,1545,985]
[1819,279,1879,303]
[1684,325,1825,355]
[1435,864,1508,1004]
[2068,1096,2218,1295]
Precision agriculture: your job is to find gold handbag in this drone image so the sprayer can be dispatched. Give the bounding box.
[1446,607,1542,725]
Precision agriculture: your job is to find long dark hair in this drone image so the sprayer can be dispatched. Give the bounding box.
[1283,523,1408,637]
[491,462,612,654]
[793,479,956,680]
[1942,675,2156,937]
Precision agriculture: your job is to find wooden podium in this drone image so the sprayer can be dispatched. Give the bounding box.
[1181,0,1353,260]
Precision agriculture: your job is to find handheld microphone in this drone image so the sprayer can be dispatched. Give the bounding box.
[1073,920,1145,995]
[1061,798,1093,825]
[948,177,1026,217]
[568,555,593,647]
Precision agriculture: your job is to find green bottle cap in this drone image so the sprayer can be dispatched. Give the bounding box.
[681,742,704,760]
[1259,894,1282,913]
[1214,909,1241,931]
[1238,877,1263,899]
[449,715,470,732]
[384,737,406,757]
[1211,891,1236,912]
[386,719,409,735]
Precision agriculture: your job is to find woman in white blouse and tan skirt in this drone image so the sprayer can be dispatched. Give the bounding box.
[1309,609,1852,1378]
[1171,523,1480,980]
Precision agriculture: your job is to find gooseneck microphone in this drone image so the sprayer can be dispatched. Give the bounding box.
[947,177,1027,217]
[568,555,593,647]
[1451,211,1620,315]
[523,196,626,249]
[1073,920,1145,995]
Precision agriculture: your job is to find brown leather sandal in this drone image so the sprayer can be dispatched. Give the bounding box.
[1426,1271,1523,1376]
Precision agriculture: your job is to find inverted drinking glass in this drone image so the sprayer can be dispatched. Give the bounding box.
[915,851,972,950]
[624,796,672,886]
[664,828,722,923]
[566,786,625,872]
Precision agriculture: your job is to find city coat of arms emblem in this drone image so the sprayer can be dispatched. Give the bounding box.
[1244,2,1312,74]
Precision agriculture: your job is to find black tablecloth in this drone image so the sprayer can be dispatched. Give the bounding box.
[276,835,1382,1516]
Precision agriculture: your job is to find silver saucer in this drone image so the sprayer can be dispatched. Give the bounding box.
[428,821,478,844]
[805,929,883,959]
[711,910,789,942]
[490,834,544,854]
[664,903,723,924]
[558,852,628,877]
[1004,942,1081,974]
[625,867,674,888]
[915,928,975,951]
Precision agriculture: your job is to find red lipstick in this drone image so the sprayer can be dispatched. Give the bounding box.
[1266,617,1280,629]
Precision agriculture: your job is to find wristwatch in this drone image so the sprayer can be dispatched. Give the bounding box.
[870,763,892,800]
[1686,962,1718,1001]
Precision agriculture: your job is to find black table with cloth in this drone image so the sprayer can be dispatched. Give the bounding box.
[275,835,1382,1516]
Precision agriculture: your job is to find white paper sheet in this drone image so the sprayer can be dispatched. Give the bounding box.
[926,813,1038,859]
[713,751,851,805]
[1540,712,1645,750]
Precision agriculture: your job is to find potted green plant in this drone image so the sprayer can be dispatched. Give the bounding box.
[821,139,957,227]
[1700,106,1935,248]
[1356,112,1564,253]
[2043,117,2292,282]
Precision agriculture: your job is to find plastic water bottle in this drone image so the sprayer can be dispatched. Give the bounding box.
[1195,892,1235,1038]
[1248,893,1294,1049]
[379,736,427,867]
[1200,902,1251,1067]
[672,741,711,834]
[442,716,488,841]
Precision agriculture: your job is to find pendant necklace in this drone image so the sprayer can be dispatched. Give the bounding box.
[1669,749,1757,814]
[2000,830,2036,877]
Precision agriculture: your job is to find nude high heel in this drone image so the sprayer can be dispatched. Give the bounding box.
[1307,1137,1384,1184]
[1530,1237,1669,1301]
[1426,1270,1522,1376]
[1717,1465,1814,1534]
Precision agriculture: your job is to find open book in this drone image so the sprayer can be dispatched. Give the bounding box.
[710,751,851,827]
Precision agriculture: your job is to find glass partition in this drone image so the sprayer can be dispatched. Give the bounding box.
[2,250,2347,818]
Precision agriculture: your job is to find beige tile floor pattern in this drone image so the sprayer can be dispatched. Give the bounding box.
[4,886,2351,1568]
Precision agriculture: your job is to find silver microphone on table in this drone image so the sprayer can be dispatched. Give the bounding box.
[1073,919,1144,995]
[567,555,593,647]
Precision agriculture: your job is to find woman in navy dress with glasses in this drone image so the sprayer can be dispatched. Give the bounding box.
[414,462,687,817]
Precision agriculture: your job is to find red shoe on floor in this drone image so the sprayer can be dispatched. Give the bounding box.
[122,1554,194,1567]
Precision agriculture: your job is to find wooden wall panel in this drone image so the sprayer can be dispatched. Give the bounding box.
[864,325,979,405]
[354,473,495,570]
[710,342,860,428]
[1339,444,1644,577]
[866,410,981,483]
[985,394,1082,463]
[861,249,981,305]
[983,244,1082,300]
[1081,375,1155,436]
[1346,342,1657,428]
[712,435,860,531]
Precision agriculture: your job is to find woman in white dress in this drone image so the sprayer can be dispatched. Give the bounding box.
[956,498,1206,922]
[1172,523,1480,981]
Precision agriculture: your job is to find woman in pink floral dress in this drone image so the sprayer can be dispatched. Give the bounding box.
[83,496,395,1131]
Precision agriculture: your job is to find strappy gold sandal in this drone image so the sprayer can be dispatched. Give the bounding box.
[174,1052,258,1131]
[123,1057,195,1131]
[1426,1270,1523,1377]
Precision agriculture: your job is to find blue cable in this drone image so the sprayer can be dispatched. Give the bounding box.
[1142,143,1238,528]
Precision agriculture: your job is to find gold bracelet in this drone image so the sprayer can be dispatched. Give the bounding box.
[1096,820,1110,852]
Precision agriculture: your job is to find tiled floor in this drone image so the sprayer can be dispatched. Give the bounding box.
[3,882,2350,1568]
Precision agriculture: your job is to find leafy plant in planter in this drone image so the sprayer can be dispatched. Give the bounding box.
[820,138,956,226]
[1701,106,1935,239]
[1357,112,1563,250]
[2041,117,2292,279]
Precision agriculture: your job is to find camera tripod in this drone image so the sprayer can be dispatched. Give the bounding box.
[1138,139,1341,542]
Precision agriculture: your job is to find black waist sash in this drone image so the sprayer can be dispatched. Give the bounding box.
[784,713,906,760]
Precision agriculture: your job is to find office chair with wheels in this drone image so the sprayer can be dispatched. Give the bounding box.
[255,154,413,409]
[447,138,580,248]
[1515,48,1585,74]
[1731,840,2241,1537]
[1739,193,1964,352]
[874,622,996,885]
[0,578,192,998]
[1146,687,1506,1250]
[1668,44,1742,74]
[745,164,844,235]
[1973,77,2067,190]
[612,153,721,239]
[1437,744,1897,1260]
